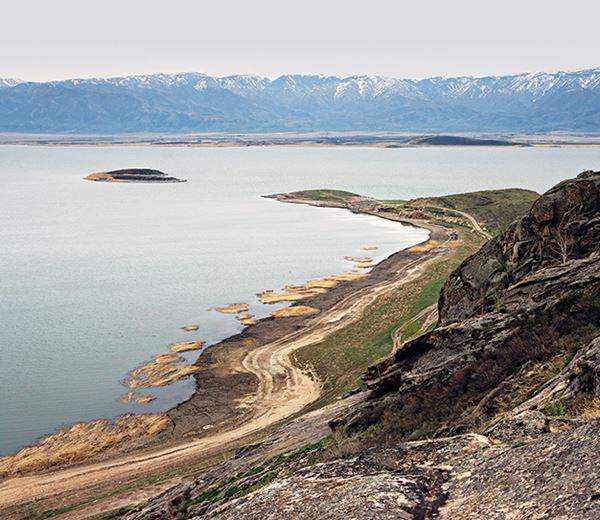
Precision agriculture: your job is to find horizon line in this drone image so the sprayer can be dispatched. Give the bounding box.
[2,65,599,85]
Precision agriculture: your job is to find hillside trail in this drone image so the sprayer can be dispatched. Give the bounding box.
[417,205,492,239]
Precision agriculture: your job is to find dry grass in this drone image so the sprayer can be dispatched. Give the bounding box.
[235,313,257,325]
[271,305,320,318]
[353,263,373,269]
[181,325,200,332]
[170,340,205,353]
[0,414,170,477]
[327,273,369,282]
[216,303,249,314]
[121,391,156,404]
[287,278,339,290]
[344,256,372,263]
[127,354,200,388]
[258,288,327,304]
[409,239,442,252]
[83,172,120,182]
[570,396,600,417]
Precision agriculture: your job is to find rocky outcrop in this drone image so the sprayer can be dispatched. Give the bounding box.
[439,170,600,324]
[332,171,600,439]
[126,420,600,519]
[198,448,448,520]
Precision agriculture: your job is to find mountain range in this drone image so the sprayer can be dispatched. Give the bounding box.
[0,68,598,134]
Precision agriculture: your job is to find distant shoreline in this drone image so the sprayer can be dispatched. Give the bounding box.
[1,133,600,148]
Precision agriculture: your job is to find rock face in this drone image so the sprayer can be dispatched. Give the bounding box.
[332,171,600,440]
[127,421,600,519]
[199,449,446,520]
[439,170,600,324]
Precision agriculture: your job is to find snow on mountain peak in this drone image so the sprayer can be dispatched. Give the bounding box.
[0,78,22,88]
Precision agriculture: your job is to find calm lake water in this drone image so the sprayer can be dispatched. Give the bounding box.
[0,145,598,455]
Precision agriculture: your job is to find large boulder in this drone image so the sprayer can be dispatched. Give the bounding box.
[439,170,600,324]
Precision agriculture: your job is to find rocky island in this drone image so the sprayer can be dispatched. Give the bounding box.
[83,168,186,183]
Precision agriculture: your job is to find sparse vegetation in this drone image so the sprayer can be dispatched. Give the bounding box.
[182,438,332,513]
[295,229,482,405]
[406,188,539,236]
[286,189,361,202]
[363,287,600,442]
[88,506,135,520]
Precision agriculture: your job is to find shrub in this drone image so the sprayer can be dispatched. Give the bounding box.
[543,400,566,416]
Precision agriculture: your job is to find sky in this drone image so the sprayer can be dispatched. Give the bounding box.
[1,0,598,82]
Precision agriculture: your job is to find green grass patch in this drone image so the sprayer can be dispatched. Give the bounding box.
[88,506,135,520]
[27,506,79,520]
[287,189,360,202]
[295,230,482,405]
[188,486,222,506]
[407,188,539,236]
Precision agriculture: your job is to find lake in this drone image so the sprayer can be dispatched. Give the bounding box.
[0,145,598,455]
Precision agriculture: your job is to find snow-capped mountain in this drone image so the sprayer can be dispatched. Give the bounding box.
[0,68,598,133]
[0,78,22,88]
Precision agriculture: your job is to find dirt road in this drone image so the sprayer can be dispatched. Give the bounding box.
[424,205,492,239]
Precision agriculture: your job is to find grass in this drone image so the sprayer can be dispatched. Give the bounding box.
[406,188,539,236]
[26,505,79,520]
[294,228,482,405]
[88,506,135,520]
[0,414,171,478]
[287,189,361,202]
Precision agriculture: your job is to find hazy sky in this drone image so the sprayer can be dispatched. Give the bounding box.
[2,0,598,81]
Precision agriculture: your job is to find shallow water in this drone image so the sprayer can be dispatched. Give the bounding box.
[0,145,598,454]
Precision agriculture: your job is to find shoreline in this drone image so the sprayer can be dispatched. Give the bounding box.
[168,213,441,435]
[1,132,600,149]
[0,193,477,518]
[0,201,427,460]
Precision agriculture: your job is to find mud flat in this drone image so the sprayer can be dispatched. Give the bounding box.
[236,314,257,326]
[344,256,372,263]
[287,278,339,290]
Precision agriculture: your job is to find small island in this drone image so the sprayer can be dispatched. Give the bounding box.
[83,168,186,183]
